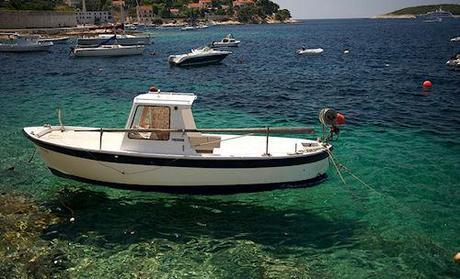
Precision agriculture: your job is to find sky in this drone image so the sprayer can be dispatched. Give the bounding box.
[273,0,460,19]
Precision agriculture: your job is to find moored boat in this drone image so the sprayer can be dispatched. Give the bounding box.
[446,53,460,68]
[296,47,324,55]
[0,34,53,52]
[77,34,150,46]
[38,36,70,44]
[22,87,345,194]
[211,34,240,48]
[169,47,231,66]
[72,44,144,57]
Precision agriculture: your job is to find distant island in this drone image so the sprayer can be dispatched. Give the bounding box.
[374,4,460,19]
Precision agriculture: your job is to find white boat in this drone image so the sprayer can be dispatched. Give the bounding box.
[72,44,144,57]
[169,47,231,66]
[450,37,460,42]
[23,88,343,194]
[77,34,150,46]
[38,36,70,44]
[297,48,324,55]
[181,24,208,31]
[446,53,460,68]
[211,34,240,48]
[0,35,53,52]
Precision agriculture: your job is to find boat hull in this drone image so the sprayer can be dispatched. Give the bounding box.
[77,36,150,46]
[24,130,330,193]
[169,53,230,66]
[73,45,144,57]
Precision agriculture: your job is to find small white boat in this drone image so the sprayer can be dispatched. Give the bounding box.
[211,34,240,48]
[450,37,460,42]
[72,44,144,57]
[297,48,324,55]
[446,53,460,68]
[0,34,53,52]
[23,87,344,194]
[169,47,231,66]
[38,36,70,44]
[181,24,208,31]
[77,34,150,46]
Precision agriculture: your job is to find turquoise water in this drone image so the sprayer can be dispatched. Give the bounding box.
[1,19,460,277]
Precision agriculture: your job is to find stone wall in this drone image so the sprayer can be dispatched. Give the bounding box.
[0,11,77,29]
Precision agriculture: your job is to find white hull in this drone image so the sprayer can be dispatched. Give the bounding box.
[37,146,329,188]
[212,41,240,47]
[73,45,144,57]
[77,36,150,46]
[24,125,330,193]
[297,48,324,55]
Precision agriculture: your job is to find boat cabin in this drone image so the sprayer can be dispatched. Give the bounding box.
[120,89,221,155]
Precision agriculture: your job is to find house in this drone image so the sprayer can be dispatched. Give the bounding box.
[76,11,112,25]
[139,5,153,23]
[169,8,180,15]
[232,0,254,7]
[188,0,213,10]
[111,0,124,7]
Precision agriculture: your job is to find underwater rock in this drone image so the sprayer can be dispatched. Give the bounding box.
[0,193,69,278]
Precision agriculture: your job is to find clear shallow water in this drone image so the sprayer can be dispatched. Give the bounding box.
[1,19,460,278]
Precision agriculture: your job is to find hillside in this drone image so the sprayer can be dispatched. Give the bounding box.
[385,4,460,16]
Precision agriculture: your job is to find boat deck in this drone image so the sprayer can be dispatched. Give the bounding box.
[25,126,327,159]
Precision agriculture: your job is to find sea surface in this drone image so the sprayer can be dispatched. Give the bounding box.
[1,19,460,278]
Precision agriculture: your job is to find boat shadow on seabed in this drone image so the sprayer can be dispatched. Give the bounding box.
[41,187,362,253]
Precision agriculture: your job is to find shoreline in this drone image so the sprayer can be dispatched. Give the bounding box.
[0,18,302,36]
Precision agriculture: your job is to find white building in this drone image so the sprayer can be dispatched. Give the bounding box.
[76,11,113,25]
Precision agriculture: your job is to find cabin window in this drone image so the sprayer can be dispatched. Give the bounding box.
[128,106,170,140]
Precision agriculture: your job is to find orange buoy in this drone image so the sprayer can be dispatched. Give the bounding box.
[336,113,346,125]
[149,86,158,93]
[454,252,460,263]
[422,80,432,89]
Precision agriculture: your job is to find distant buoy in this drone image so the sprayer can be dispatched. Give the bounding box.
[422,80,432,89]
[336,113,346,125]
[454,252,460,263]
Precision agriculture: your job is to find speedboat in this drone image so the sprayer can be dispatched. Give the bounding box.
[38,36,70,44]
[211,34,240,48]
[297,48,324,55]
[169,47,231,66]
[72,44,144,57]
[181,24,208,31]
[0,34,53,52]
[446,53,460,68]
[450,37,460,42]
[23,87,344,194]
[77,34,150,46]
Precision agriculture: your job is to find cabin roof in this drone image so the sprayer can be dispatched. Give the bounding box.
[134,92,197,106]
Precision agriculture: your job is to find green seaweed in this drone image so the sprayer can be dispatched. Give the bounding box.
[0,192,68,279]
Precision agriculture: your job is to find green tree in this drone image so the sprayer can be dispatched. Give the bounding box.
[275,8,290,21]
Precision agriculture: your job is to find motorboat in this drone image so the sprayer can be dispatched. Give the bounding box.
[181,24,208,31]
[450,37,460,42]
[77,33,150,46]
[446,53,460,68]
[23,87,344,194]
[211,34,240,48]
[72,44,144,57]
[38,36,70,44]
[169,47,231,66]
[297,47,324,55]
[0,34,53,52]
